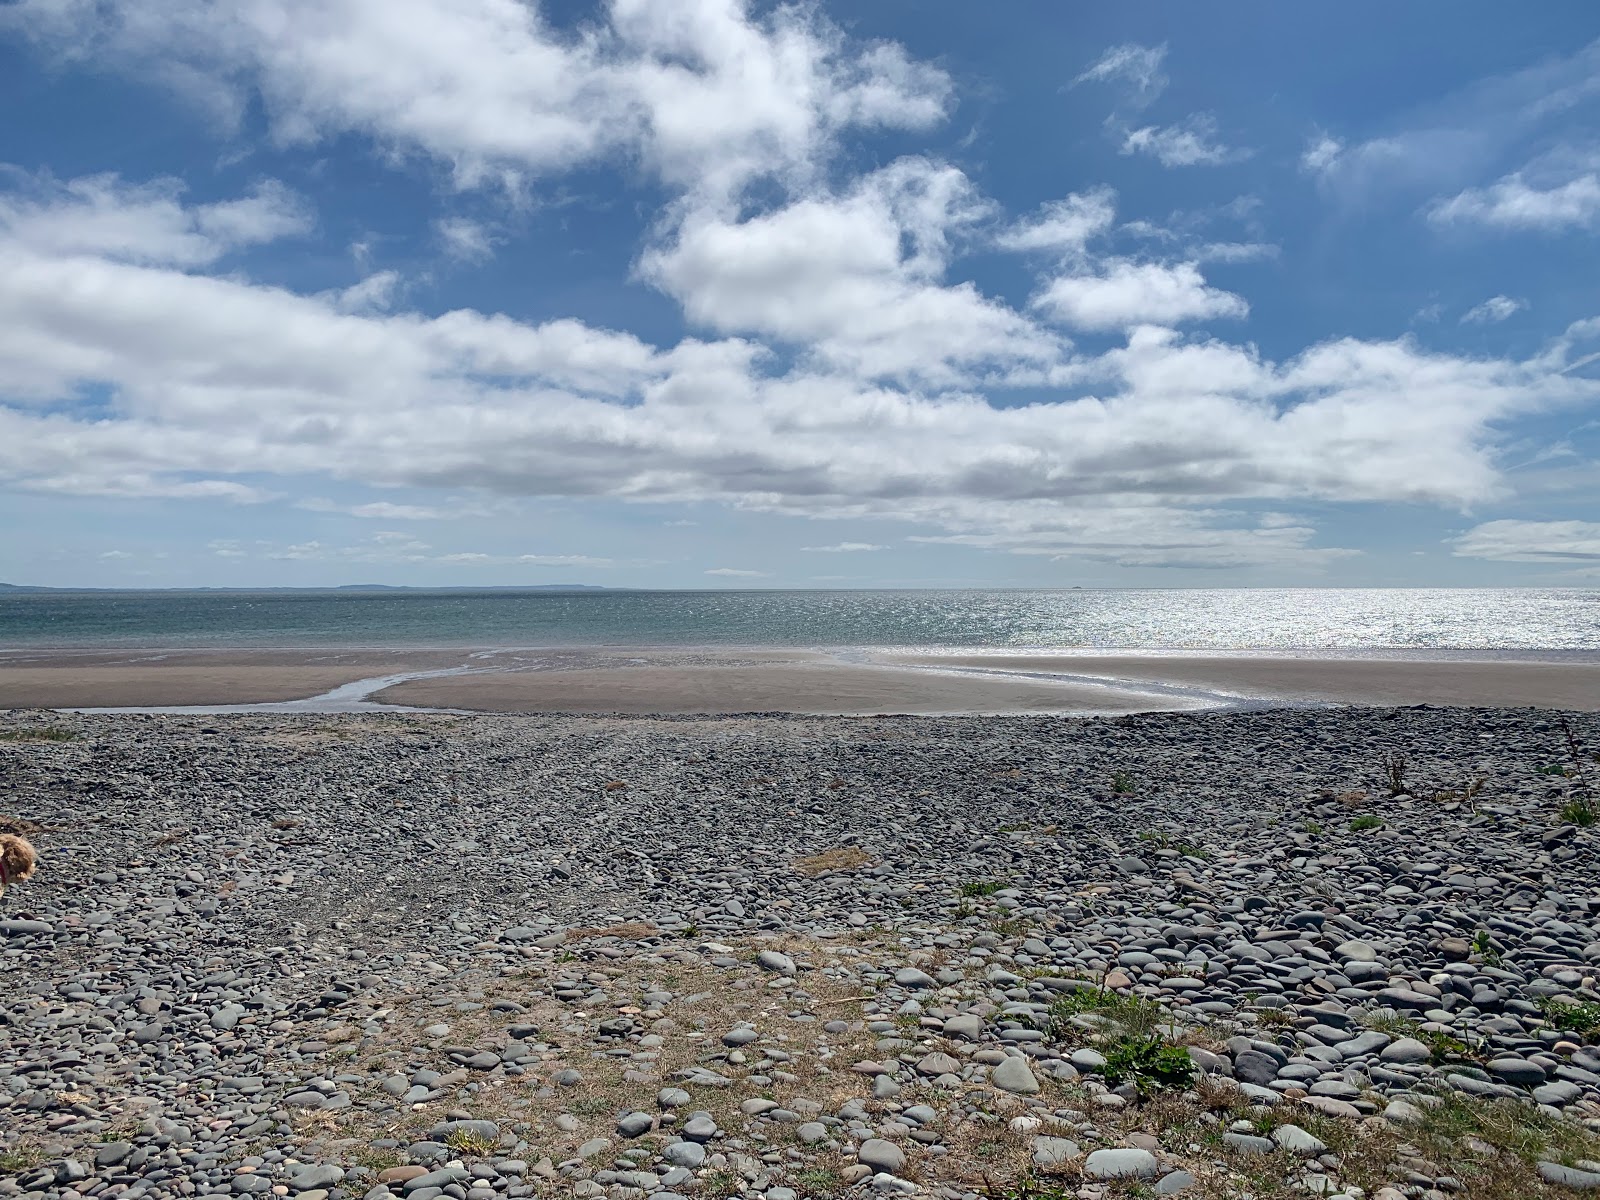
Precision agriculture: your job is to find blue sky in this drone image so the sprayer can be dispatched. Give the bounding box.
[1,1,1598,588]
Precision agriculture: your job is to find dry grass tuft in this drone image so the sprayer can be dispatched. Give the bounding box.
[793,846,874,876]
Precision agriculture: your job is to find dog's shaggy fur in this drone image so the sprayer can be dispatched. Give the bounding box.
[0,833,37,897]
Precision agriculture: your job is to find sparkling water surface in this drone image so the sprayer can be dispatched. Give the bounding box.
[2,588,1597,650]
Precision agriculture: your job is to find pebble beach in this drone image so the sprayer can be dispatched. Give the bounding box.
[4,705,1600,1200]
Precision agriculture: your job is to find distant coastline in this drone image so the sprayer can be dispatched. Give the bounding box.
[0,582,623,593]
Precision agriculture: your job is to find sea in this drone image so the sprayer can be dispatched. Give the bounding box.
[2,587,1598,651]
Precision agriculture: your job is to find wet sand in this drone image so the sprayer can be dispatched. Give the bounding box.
[880,651,1600,711]
[0,649,467,708]
[1,645,1597,713]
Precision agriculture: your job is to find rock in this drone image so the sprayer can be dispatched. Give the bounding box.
[1232,1049,1281,1085]
[663,1141,705,1168]
[757,950,796,974]
[797,1122,828,1145]
[1154,1171,1197,1195]
[1334,939,1379,962]
[1222,1132,1274,1154]
[1487,1056,1546,1087]
[1539,1162,1600,1189]
[943,1013,983,1040]
[1270,1125,1327,1155]
[1380,1036,1432,1064]
[617,1111,653,1138]
[1084,1149,1161,1180]
[1031,1136,1080,1166]
[1383,1100,1426,1125]
[990,1055,1040,1094]
[858,1139,906,1174]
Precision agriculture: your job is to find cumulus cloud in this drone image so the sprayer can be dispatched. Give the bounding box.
[1032,261,1247,331]
[3,172,1599,572]
[3,0,950,201]
[0,171,310,266]
[3,8,1600,576]
[1460,295,1527,324]
[1118,114,1247,168]
[1451,519,1600,562]
[639,157,1062,384]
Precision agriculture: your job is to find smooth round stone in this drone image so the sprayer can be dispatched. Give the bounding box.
[663,1141,706,1168]
[857,1139,905,1174]
[616,1111,653,1138]
[1085,1148,1160,1180]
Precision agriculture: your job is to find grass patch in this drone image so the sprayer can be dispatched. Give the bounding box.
[0,1146,45,1173]
[1136,830,1206,857]
[0,726,77,743]
[1110,770,1136,795]
[1558,798,1596,826]
[1047,986,1168,1043]
[1100,1033,1196,1096]
[443,1127,498,1156]
[959,879,1007,897]
[1349,814,1383,832]
[793,847,874,876]
[1540,998,1600,1040]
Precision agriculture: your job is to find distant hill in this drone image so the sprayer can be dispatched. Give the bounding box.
[0,582,625,593]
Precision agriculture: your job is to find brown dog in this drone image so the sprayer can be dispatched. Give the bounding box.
[0,833,37,899]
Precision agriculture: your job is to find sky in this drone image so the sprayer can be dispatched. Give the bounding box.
[1,1,1599,590]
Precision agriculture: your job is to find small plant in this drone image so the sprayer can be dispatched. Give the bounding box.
[444,1127,498,1156]
[0,1146,45,1173]
[959,879,1007,897]
[1559,797,1597,826]
[1047,985,1167,1043]
[1110,770,1136,794]
[1301,819,1322,835]
[603,779,628,791]
[1381,751,1408,796]
[1473,929,1502,968]
[1540,998,1600,1039]
[680,922,701,939]
[1538,763,1575,777]
[791,1167,844,1197]
[1100,1033,1197,1095]
[0,727,77,743]
[979,1174,1079,1200]
[1349,815,1383,832]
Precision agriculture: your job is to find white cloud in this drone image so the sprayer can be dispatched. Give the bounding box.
[1032,261,1247,331]
[98,548,133,559]
[801,541,885,552]
[705,567,770,577]
[1428,168,1600,231]
[1118,114,1246,168]
[4,171,1598,574]
[1305,38,1600,203]
[639,157,1062,384]
[1451,519,1600,562]
[1301,134,1343,174]
[4,0,950,202]
[1073,43,1167,108]
[996,189,1116,259]
[436,217,496,263]
[0,171,310,266]
[1460,295,1527,324]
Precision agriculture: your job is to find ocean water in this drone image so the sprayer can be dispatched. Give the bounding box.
[2,587,1598,651]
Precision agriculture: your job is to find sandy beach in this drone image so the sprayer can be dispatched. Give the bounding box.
[2,645,1598,713]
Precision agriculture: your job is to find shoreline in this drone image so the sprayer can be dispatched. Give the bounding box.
[1,644,1598,714]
